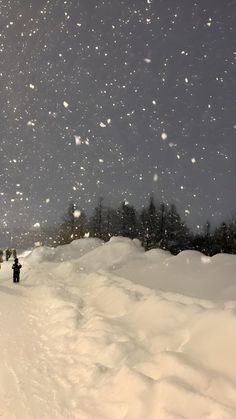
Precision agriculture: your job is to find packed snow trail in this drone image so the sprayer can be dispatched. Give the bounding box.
[0,262,75,419]
[0,238,236,418]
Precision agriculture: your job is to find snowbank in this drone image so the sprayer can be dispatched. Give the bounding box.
[25,238,103,263]
[2,237,236,418]
[27,237,236,301]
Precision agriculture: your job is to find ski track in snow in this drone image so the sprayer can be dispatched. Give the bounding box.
[0,238,236,419]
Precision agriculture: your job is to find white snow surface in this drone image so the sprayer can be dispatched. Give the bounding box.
[1,237,236,418]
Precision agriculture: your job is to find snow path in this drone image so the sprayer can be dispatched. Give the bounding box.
[0,263,74,419]
[1,239,236,419]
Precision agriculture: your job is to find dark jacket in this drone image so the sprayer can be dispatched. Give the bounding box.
[12,262,22,274]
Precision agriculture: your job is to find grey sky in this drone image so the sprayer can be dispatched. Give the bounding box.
[0,0,235,233]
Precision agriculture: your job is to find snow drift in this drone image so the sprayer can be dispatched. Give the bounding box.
[0,237,236,418]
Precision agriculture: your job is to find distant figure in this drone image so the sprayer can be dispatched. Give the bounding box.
[5,248,12,261]
[12,258,22,283]
[12,249,17,259]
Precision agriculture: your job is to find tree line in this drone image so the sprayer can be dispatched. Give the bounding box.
[18,197,236,256]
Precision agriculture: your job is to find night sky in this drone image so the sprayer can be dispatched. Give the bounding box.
[0,0,235,233]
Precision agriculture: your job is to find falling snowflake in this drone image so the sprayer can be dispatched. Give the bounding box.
[73,210,81,218]
[74,135,82,145]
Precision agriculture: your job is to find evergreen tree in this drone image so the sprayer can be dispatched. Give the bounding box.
[204,220,211,237]
[73,209,88,239]
[140,195,158,249]
[202,220,214,255]
[213,221,233,254]
[119,201,138,239]
[140,207,149,247]
[229,218,236,254]
[59,203,87,244]
[164,204,189,253]
[59,202,76,244]
[156,202,168,248]
[89,197,105,239]
[102,207,122,240]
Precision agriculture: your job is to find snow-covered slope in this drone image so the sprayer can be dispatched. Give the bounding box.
[1,237,236,418]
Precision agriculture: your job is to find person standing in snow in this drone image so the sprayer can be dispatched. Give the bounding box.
[5,248,12,261]
[12,258,22,283]
[12,248,17,260]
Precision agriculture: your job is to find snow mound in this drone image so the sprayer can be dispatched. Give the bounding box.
[72,236,144,273]
[26,238,103,263]
[114,245,236,301]
[25,237,236,301]
[6,237,235,418]
[25,245,55,263]
[53,237,103,262]
[25,267,236,418]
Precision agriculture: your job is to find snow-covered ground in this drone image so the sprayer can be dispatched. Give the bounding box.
[0,237,236,418]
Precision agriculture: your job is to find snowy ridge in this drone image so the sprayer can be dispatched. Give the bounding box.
[1,237,236,418]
